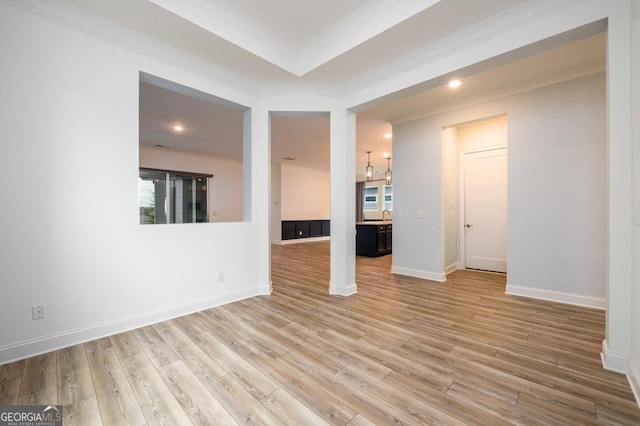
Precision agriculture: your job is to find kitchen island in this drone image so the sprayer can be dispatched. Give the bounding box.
[356,221,392,257]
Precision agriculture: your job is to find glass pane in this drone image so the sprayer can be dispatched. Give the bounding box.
[139,170,167,224]
[169,175,209,223]
[364,186,379,211]
[194,177,208,222]
[384,185,393,211]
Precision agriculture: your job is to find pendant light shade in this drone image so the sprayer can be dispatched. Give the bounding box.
[365,151,373,182]
[385,157,392,185]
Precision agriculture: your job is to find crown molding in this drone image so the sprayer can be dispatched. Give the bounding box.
[148,0,442,77]
[260,83,342,99]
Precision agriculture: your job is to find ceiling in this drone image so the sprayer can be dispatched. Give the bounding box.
[61,0,533,84]
[98,0,605,176]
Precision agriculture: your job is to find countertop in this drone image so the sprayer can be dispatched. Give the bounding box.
[356,221,392,225]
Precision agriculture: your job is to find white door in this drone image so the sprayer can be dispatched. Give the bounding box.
[464,148,507,272]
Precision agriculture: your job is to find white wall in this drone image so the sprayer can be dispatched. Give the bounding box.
[630,0,640,402]
[441,127,459,272]
[270,163,282,242]
[456,116,508,152]
[507,75,606,304]
[0,2,261,363]
[392,117,445,281]
[280,163,330,221]
[441,118,509,274]
[139,146,243,222]
[393,73,606,305]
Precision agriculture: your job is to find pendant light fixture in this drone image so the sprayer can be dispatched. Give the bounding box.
[365,151,373,182]
[385,157,392,185]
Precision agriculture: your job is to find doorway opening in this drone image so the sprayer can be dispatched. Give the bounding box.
[269,112,331,291]
[442,115,508,275]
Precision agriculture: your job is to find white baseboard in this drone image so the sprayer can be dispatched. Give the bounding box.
[627,361,640,409]
[329,282,357,296]
[391,266,446,282]
[0,288,259,365]
[600,339,629,374]
[258,280,272,296]
[277,236,330,245]
[445,262,459,274]
[505,284,606,310]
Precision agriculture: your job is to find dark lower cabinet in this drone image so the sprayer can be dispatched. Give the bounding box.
[295,221,309,238]
[309,221,322,237]
[356,223,392,257]
[282,221,296,240]
[321,220,330,237]
[282,220,330,240]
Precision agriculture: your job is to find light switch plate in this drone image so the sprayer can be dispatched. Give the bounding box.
[418,210,428,218]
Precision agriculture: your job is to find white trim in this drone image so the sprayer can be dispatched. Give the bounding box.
[506,284,606,309]
[258,281,273,296]
[600,339,629,374]
[277,236,330,245]
[0,288,259,365]
[391,266,446,282]
[627,361,640,409]
[445,262,459,274]
[329,282,357,297]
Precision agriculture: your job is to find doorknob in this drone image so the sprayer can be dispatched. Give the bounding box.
[466,224,473,228]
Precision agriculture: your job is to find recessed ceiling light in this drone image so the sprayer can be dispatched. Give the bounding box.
[384,133,392,139]
[448,79,462,89]
[173,124,184,132]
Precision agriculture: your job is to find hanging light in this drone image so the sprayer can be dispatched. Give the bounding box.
[365,151,373,182]
[385,157,392,185]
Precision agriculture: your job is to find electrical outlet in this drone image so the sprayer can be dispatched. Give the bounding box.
[32,304,45,320]
[217,272,224,283]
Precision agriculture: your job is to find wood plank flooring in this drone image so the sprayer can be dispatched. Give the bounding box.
[1,241,639,424]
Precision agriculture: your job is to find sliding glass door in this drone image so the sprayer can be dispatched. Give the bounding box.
[139,169,210,224]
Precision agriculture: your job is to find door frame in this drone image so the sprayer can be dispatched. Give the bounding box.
[458,144,508,271]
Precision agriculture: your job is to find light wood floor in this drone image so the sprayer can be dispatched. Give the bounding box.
[1,241,639,425]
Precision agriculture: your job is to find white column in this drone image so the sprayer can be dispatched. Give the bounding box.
[251,106,272,295]
[329,107,357,296]
[603,0,634,373]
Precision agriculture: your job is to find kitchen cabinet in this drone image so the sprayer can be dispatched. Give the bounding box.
[282,220,330,240]
[356,222,392,257]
